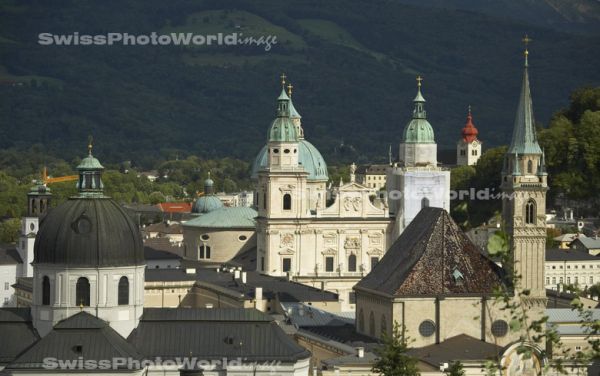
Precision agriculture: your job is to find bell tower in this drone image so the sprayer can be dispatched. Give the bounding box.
[501,36,547,300]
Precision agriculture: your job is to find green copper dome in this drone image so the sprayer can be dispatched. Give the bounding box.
[402,86,435,144]
[268,88,299,142]
[251,140,329,181]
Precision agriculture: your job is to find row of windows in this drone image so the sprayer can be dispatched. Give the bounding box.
[548,264,600,270]
[41,276,129,307]
[546,276,594,285]
[459,149,479,156]
[280,256,379,273]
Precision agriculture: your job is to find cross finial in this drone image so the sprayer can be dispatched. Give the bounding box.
[416,75,423,88]
[468,105,472,114]
[280,73,287,88]
[79,299,84,311]
[87,136,93,156]
[287,83,293,97]
[522,34,532,66]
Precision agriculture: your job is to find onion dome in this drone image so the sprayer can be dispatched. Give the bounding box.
[402,77,435,144]
[192,173,224,214]
[461,107,479,143]
[34,145,144,267]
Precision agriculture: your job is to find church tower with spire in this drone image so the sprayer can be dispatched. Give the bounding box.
[387,77,450,239]
[456,107,482,166]
[501,37,547,301]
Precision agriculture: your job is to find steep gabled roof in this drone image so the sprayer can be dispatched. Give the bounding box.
[355,207,506,297]
[0,308,38,365]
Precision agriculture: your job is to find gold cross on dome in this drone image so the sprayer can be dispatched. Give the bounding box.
[287,83,293,97]
[416,75,423,88]
[280,73,287,87]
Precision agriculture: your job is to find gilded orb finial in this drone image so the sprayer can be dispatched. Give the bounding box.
[87,136,93,156]
[79,299,84,311]
[522,34,532,66]
[416,75,423,88]
[280,73,287,88]
[287,83,293,97]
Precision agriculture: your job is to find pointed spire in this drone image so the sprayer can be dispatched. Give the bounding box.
[507,36,542,155]
[538,148,547,176]
[461,105,479,143]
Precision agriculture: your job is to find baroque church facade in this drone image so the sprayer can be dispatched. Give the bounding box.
[252,82,392,311]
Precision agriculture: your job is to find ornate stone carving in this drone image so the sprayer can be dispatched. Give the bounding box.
[344,237,361,249]
[278,184,295,192]
[280,233,295,248]
[343,197,362,211]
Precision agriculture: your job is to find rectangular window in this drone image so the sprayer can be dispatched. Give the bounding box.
[559,277,563,284]
[349,292,356,304]
[552,277,556,284]
[282,258,291,272]
[371,257,379,270]
[325,257,334,272]
[4,282,8,291]
[546,277,550,285]
[566,277,570,284]
[590,276,594,284]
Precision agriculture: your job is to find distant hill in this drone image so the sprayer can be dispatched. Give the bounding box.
[0,0,599,168]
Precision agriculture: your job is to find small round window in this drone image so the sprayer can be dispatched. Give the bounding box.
[418,320,436,337]
[201,234,210,240]
[273,149,279,154]
[29,223,35,231]
[491,320,508,337]
[239,235,248,241]
[74,217,92,234]
[284,149,290,154]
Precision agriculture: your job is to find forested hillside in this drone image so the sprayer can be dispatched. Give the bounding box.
[1,0,599,167]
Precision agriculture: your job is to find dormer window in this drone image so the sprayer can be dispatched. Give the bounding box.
[452,269,464,285]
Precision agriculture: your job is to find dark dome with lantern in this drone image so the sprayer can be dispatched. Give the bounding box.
[34,146,144,267]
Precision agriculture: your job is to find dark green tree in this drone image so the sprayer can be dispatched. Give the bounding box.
[444,361,465,376]
[372,322,420,376]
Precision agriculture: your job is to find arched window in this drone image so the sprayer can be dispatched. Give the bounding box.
[118,277,129,305]
[525,200,536,224]
[348,254,357,272]
[527,160,533,174]
[199,245,211,259]
[358,309,364,332]
[381,314,387,337]
[42,276,50,306]
[421,197,430,209]
[76,277,90,307]
[369,311,375,337]
[283,194,292,210]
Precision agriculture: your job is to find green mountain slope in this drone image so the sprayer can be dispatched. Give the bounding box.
[0,0,599,167]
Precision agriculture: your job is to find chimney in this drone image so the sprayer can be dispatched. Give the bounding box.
[241,272,247,284]
[255,287,263,301]
[356,347,364,358]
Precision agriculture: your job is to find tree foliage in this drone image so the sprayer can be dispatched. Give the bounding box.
[372,322,420,376]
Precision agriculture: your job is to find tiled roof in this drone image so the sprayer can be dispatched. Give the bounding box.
[545,248,599,261]
[143,238,183,260]
[0,246,22,265]
[144,222,183,234]
[573,237,600,250]
[6,312,143,370]
[0,308,39,364]
[156,202,192,213]
[128,308,310,362]
[356,207,506,297]
[408,334,502,368]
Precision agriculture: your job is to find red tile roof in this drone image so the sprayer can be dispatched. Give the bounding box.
[156,202,192,213]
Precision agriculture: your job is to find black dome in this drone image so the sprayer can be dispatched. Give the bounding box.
[34,197,144,267]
